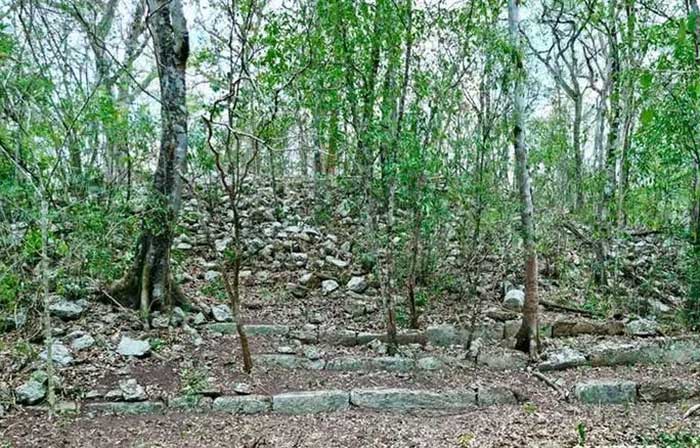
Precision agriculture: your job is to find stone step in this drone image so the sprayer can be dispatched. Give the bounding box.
[68,375,700,418]
[204,319,665,349]
[249,336,700,374]
[81,385,518,417]
[538,336,700,371]
[574,378,700,405]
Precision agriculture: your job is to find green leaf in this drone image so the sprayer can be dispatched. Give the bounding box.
[640,108,655,126]
[677,19,687,46]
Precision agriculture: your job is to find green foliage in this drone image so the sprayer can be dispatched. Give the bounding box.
[150,338,166,352]
[651,432,700,448]
[0,266,21,309]
[201,277,227,302]
[685,247,700,330]
[576,422,587,446]
[180,363,209,396]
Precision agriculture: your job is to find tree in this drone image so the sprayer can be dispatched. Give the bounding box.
[509,0,540,357]
[594,0,621,288]
[111,0,190,320]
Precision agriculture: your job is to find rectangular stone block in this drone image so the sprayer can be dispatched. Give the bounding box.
[477,386,518,406]
[213,395,271,414]
[574,379,637,404]
[320,329,357,346]
[272,390,349,414]
[169,395,213,412]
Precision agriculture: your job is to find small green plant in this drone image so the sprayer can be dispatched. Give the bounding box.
[313,205,332,226]
[149,338,166,352]
[201,277,227,302]
[395,308,408,328]
[653,431,700,448]
[522,402,537,415]
[180,364,209,396]
[576,422,587,446]
[359,251,376,272]
[415,290,429,308]
[457,433,474,447]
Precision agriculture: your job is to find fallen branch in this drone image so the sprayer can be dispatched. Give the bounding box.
[683,403,700,419]
[530,368,569,402]
[561,221,594,246]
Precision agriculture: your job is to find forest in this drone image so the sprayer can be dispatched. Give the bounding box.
[1,0,700,446]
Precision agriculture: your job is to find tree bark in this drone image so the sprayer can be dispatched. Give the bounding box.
[111,0,189,318]
[594,0,621,287]
[508,0,540,358]
[572,93,584,210]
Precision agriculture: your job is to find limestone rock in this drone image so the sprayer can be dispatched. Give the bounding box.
[213,395,271,414]
[477,348,528,370]
[477,386,518,406]
[346,276,368,293]
[350,388,476,410]
[70,334,95,351]
[116,336,150,357]
[625,318,659,337]
[321,279,339,295]
[272,390,349,414]
[426,324,460,347]
[15,380,46,405]
[574,379,636,404]
[119,379,147,402]
[211,304,233,322]
[40,341,74,366]
[502,289,524,312]
[49,298,86,320]
[538,347,587,371]
[325,256,349,269]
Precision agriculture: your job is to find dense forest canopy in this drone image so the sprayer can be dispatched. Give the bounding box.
[1,0,700,444]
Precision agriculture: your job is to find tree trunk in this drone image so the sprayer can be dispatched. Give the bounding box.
[572,93,584,210]
[325,109,338,176]
[595,0,621,288]
[111,0,189,318]
[508,0,539,358]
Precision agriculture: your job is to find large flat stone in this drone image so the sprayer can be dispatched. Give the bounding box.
[350,388,476,410]
[40,341,74,366]
[477,386,518,406]
[169,395,213,412]
[272,390,349,414]
[574,379,637,405]
[49,299,86,320]
[538,348,587,371]
[213,395,271,414]
[320,329,357,346]
[477,349,528,370]
[588,338,700,367]
[638,380,700,402]
[116,336,150,357]
[426,324,461,346]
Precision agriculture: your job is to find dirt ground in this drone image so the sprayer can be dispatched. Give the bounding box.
[2,401,698,448]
